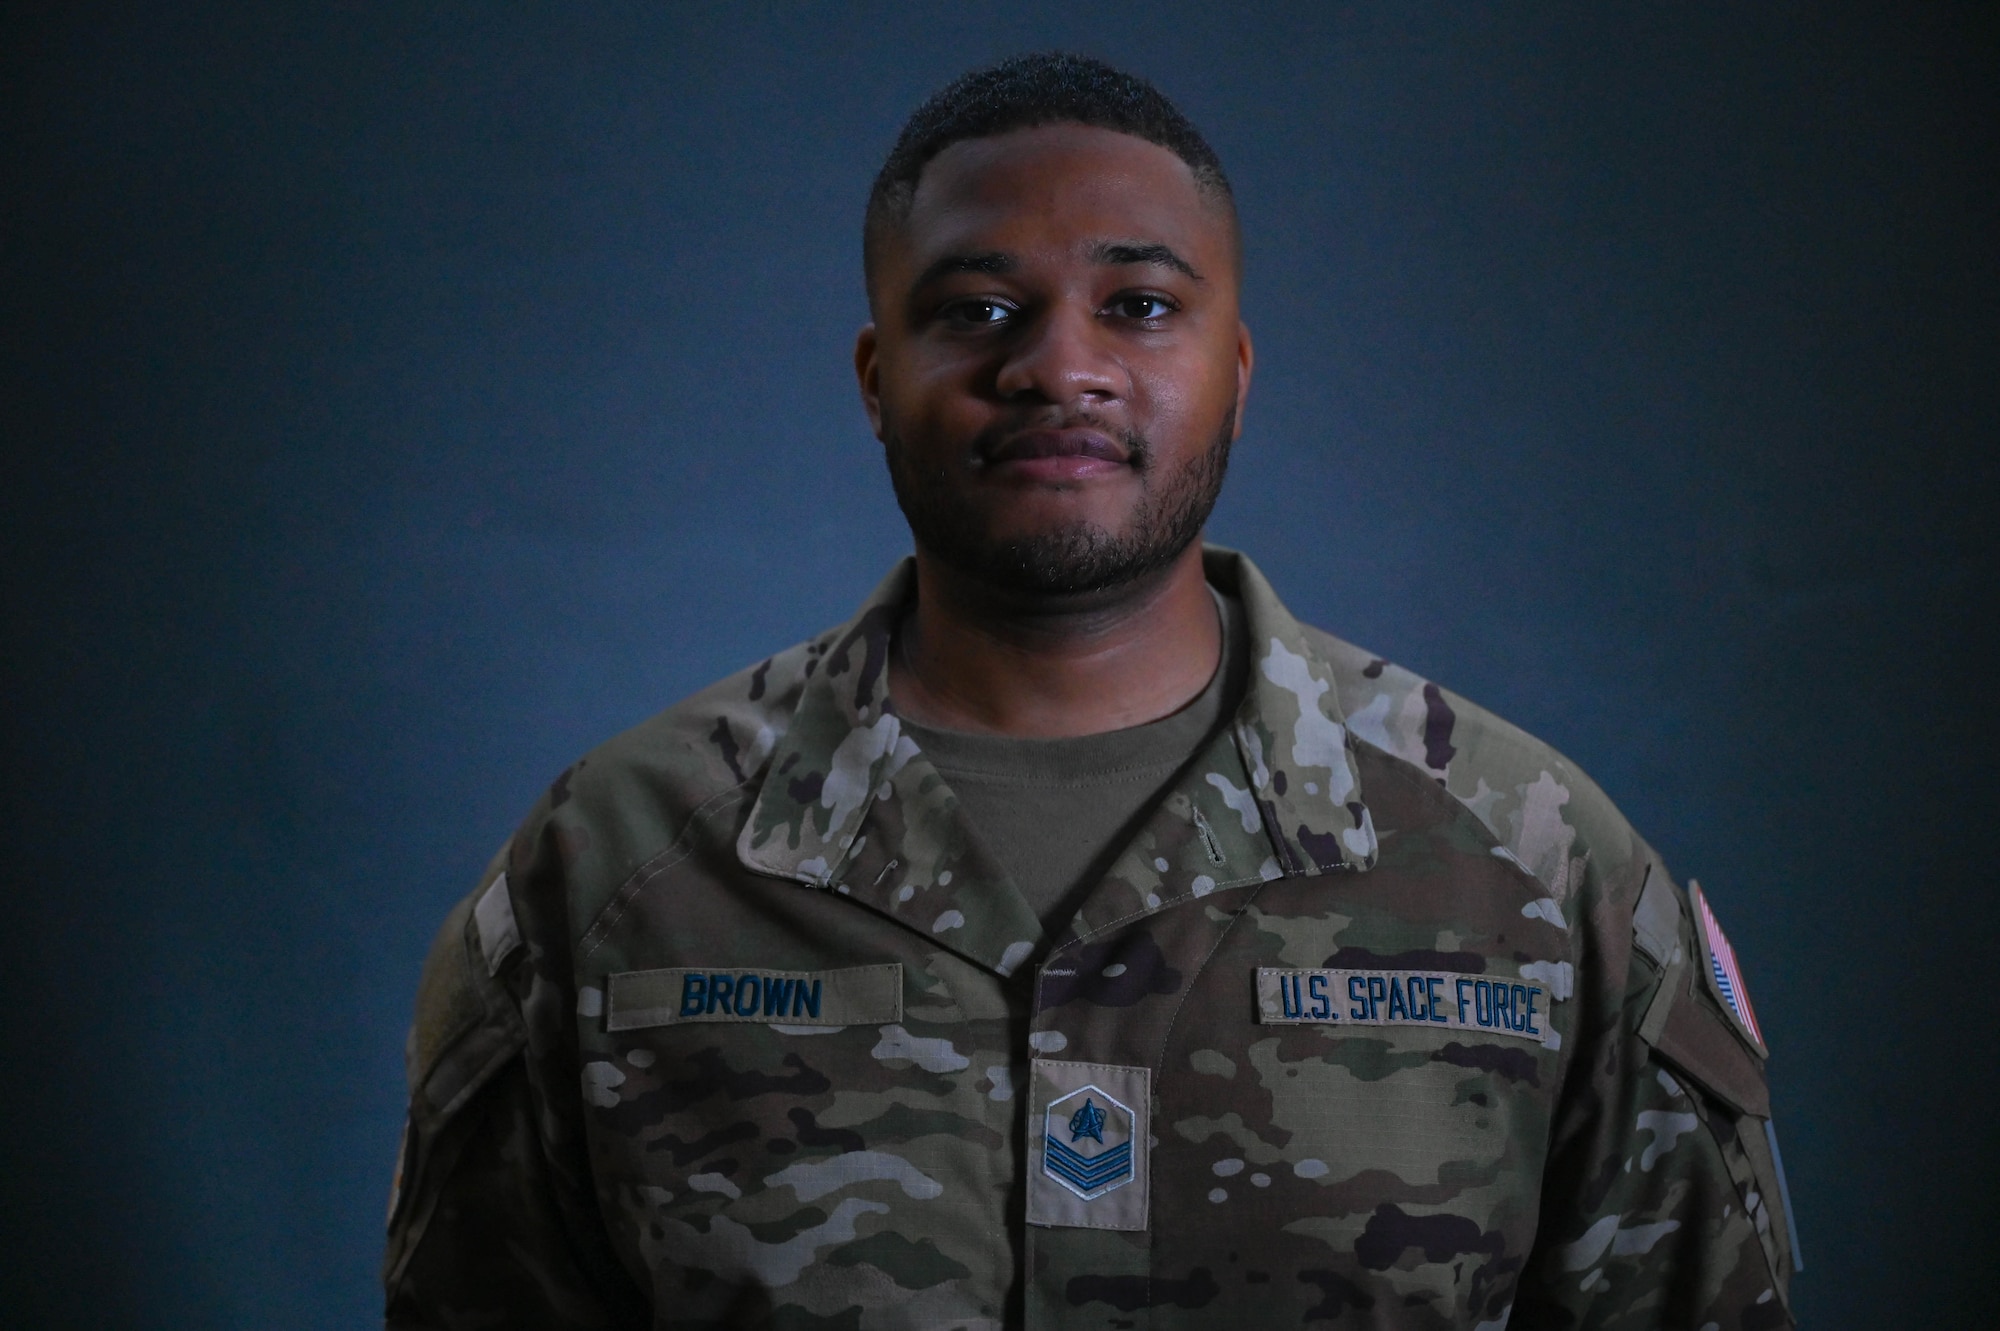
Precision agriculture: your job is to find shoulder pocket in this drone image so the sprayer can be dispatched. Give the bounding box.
[388,865,532,1288]
[1632,869,1769,1117]
[407,868,529,1133]
[1631,866,1798,1292]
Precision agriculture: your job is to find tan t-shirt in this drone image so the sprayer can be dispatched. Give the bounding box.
[900,591,1248,928]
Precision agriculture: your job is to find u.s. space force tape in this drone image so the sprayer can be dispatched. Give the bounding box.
[1255,967,1552,1043]
[605,963,902,1030]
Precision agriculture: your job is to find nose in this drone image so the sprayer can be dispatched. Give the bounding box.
[991,304,1125,407]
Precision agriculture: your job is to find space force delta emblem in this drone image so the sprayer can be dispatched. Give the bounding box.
[1047,1091,1132,1198]
[1027,1060,1150,1231]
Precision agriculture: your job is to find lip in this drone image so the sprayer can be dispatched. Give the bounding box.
[979,428,1132,482]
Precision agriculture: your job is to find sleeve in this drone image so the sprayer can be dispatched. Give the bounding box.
[382,858,646,1330]
[1512,862,1799,1329]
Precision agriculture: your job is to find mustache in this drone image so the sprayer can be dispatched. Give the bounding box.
[970,413,1151,469]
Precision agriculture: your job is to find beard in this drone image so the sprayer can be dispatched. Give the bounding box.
[883,405,1235,599]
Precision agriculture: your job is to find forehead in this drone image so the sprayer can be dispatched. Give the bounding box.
[895,123,1230,273]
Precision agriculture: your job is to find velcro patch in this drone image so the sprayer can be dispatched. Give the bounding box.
[1689,880,1767,1056]
[472,873,520,976]
[1256,967,1553,1044]
[605,964,901,1031]
[1027,1059,1150,1232]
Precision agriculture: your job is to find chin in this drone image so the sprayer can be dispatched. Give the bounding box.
[978,498,1136,540]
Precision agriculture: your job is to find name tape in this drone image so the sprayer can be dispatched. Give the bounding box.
[1256,967,1550,1043]
[606,963,902,1031]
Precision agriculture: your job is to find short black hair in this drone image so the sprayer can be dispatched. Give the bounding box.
[863,53,1236,295]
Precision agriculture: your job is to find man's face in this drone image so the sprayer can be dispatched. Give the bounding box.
[857,123,1252,598]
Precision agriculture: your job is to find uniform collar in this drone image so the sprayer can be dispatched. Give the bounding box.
[1208,546,1379,875]
[736,547,1377,974]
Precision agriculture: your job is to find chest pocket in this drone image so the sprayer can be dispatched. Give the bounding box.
[1125,831,1572,1324]
[579,950,1020,1323]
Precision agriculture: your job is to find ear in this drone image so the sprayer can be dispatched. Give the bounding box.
[1231,319,1255,440]
[854,323,885,441]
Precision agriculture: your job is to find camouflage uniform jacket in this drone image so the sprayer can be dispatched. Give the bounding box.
[385,548,1797,1330]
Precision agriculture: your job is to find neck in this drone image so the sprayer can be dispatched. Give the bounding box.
[889,541,1221,738]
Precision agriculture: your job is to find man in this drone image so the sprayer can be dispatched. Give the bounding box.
[385,53,1799,1329]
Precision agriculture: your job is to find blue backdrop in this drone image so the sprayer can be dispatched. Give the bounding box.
[4,4,1993,1326]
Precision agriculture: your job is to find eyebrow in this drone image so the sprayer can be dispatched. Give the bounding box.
[911,251,1016,291]
[1090,240,1203,281]
[909,241,1204,292]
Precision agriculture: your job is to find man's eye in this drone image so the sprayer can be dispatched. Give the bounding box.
[943,300,1012,328]
[1109,294,1175,320]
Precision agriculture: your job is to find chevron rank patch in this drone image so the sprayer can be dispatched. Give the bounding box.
[1046,1088,1133,1199]
[1690,880,1767,1056]
[1027,1059,1150,1232]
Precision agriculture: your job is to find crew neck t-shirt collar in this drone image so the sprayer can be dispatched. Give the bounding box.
[897,589,1249,926]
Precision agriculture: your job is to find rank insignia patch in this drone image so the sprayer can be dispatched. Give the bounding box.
[1026,1059,1150,1231]
[1690,880,1767,1055]
[1045,1090,1133,1199]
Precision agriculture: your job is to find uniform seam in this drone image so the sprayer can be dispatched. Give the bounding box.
[1149,885,1272,1074]
[578,783,754,960]
[1060,873,1269,950]
[1366,741,1578,953]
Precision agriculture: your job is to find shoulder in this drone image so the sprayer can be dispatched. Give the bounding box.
[1307,623,1653,907]
[510,635,827,933]
[402,634,825,1096]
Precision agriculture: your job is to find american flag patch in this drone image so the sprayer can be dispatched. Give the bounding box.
[1690,880,1766,1053]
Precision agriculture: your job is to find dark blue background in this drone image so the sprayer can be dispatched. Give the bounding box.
[5,4,1993,1326]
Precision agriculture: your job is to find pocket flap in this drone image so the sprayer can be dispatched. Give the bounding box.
[1651,972,1771,1118]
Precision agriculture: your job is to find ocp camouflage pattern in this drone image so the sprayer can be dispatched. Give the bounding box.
[385,548,1795,1329]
